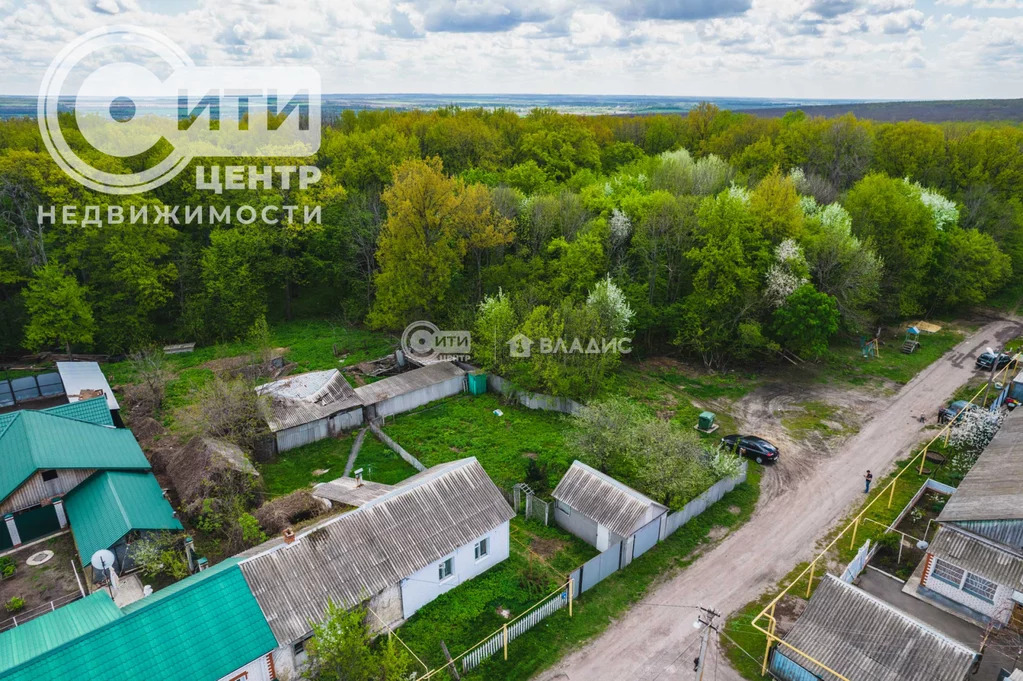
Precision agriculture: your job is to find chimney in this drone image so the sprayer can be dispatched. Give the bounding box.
[283,527,296,545]
[354,468,364,487]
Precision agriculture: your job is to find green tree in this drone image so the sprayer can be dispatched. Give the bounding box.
[304,602,376,681]
[23,263,95,357]
[771,284,840,357]
[928,227,1011,311]
[750,168,804,243]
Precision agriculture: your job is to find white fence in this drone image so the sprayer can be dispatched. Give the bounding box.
[660,462,748,539]
[840,540,873,583]
[460,584,569,673]
[486,375,583,415]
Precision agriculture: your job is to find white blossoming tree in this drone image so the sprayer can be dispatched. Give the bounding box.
[609,208,632,247]
[587,276,635,337]
[948,407,1003,473]
[765,239,809,307]
[905,179,959,230]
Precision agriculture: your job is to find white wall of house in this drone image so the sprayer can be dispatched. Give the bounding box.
[328,408,363,435]
[554,502,625,551]
[276,420,329,453]
[216,653,274,681]
[400,520,510,619]
[922,555,1015,624]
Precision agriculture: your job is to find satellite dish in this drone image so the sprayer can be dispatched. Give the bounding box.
[915,540,929,550]
[91,549,116,571]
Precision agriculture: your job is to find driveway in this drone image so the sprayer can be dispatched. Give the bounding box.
[534,318,1023,681]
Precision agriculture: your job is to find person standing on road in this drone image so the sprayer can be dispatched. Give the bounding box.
[864,470,873,494]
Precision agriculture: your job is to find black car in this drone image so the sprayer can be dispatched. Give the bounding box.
[720,435,779,464]
[976,352,1016,371]
[938,400,976,424]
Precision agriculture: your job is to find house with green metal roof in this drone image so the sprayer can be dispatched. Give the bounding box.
[0,398,177,571]
[0,558,280,681]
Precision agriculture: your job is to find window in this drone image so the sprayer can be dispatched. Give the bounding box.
[41,469,58,482]
[931,559,965,587]
[438,556,453,581]
[557,500,571,516]
[963,572,997,603]
[474,537,489,561]
[293,635,312,663]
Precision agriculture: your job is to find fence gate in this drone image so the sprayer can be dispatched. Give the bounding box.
[633,517,660,559]
[14,505,60,544]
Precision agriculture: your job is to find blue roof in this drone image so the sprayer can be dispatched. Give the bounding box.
[0,559,277,681]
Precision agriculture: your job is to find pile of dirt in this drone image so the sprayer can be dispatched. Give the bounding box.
[255,490,326,534]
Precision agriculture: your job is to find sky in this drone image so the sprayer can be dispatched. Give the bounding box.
[1,0,1021,100]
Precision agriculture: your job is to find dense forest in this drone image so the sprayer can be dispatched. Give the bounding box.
[1,105,1022,394]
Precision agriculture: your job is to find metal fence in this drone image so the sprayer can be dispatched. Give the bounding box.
[458,583,570,674]
[660,462,748,539]
[512,484,552,526]
[486,375,583,415]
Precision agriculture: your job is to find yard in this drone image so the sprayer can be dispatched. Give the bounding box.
[0,533,82,629]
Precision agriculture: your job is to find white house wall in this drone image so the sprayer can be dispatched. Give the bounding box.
[400,520,509,619]
[555,501,599,548]
[922,556,1015,624]
[216,653,274,681]
[275,419,329,453]
[372,376,465,419]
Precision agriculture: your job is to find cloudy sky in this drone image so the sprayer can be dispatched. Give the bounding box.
[2,0,1021,100]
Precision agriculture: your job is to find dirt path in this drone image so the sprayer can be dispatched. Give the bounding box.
[534,318,1023,681]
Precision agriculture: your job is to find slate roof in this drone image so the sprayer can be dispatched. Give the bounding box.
[0,404,150,504]
[777,575,976,681]
[313,476,395,507]
[939,410,1023,523]
[64,471,183,563]
[929,525,1023,586]
[239,457,514,644]
[353,361,466,406]
[0,559,276,681]
[56,361,120,410]
[257,369,362,432]
[552,460,668,538]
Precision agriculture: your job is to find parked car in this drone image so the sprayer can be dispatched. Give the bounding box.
[720,435,779,464]
[938,400,976,424]
[975,352,1016,371]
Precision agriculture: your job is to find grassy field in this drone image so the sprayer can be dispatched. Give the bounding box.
[354,436,419,485]
[380,393,576,493]
[818,329,965,386]
[400,466,762,681]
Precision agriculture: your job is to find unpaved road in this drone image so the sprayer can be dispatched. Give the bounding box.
[535,318,1023,681]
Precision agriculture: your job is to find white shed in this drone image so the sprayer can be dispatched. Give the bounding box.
[354,361,466,421]
[256,369,363,452]
[56,361,120,424]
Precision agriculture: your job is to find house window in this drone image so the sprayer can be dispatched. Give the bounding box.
[474,537,489,561]
[438,556,454,581]
[41,470,58,482]
[293,635,312,663]
[963,572,998,603]
[931,558,965,588]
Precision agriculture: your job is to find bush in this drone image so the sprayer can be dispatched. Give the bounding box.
[5,597,24,613]
[0,556,15,579]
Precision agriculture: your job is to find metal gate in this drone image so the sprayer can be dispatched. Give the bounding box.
[633,517,660,559]
[13,505,60,544]
[0,521,10,551]
[579,542,621,594]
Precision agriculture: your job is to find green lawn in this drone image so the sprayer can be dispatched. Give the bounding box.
[256,435,356,497]
[355,436,418,485]
[403,465,763,681]
[819,329,965,386]
[380,393,575,493]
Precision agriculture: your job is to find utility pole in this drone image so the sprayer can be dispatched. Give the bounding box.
[983,345,999,407]
[693,606,720,681]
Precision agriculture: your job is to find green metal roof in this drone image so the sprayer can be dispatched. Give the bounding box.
[0,592,122,674]
[44,397,114,427]
[1,558,278,681]
[64,471,183,563]
[0,407,149,504]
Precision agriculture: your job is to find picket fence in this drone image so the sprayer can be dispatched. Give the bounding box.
[460,584,569,673]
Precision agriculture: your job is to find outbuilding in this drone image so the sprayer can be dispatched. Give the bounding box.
[354,361,466,421]
[56,361,122,426]
[552,460,667,551]
[256,369,364,453]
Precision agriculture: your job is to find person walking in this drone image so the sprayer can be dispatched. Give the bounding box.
[864,470,873,494]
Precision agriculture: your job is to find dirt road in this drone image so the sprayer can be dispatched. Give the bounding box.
[534,318,1023,681]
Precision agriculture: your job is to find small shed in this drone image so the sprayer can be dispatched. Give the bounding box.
[256,369,363,453]
[354,361,466,421]
[552,460,667,551]
[56,361,121,425]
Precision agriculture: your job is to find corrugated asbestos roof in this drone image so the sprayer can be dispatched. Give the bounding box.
[56,361,120,410]
[929,525,1023,586]
[239,457,514,644]
[0,404,150,504]
[64,471,183,563]
[1010,669,1023,681]
[314,476,395,507]
[779,575,976,681]
[939,410,1023,523]
[0,558,277,681]
[353,361,466,406]
[552,460,667,538]
[257,369,362,432]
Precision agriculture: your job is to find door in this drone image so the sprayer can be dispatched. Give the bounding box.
[14,504,61,544]
[0,520,11,551]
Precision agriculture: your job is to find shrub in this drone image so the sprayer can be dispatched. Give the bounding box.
[5,597,24,613]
